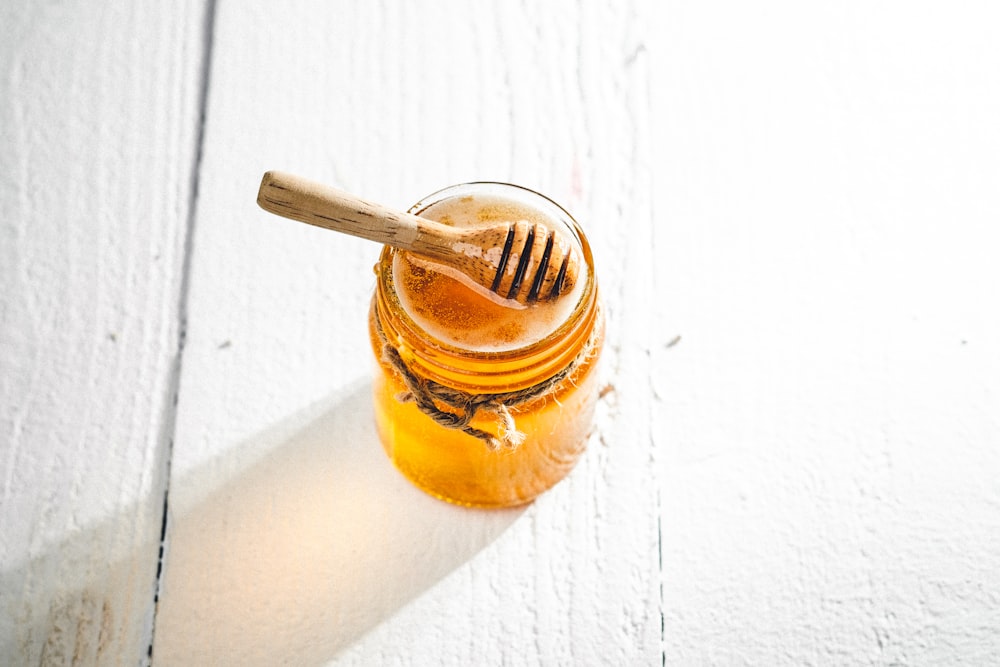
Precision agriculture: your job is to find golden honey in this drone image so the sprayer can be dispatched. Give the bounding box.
[369,183,603,507]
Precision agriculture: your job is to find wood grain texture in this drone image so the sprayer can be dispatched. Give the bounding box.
[0,1,206,664]
[654,1,1000,663]
[152,0,659,664]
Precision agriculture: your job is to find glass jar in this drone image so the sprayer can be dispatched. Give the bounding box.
[368,183,603,507]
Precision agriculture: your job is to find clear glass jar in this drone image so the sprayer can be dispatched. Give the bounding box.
[368,183,603,507]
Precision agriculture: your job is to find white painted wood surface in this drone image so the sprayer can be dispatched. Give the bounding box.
[656,4,1000,663]
[151,1,659,664]
[3,1,1000,665]
[0,1,206,664]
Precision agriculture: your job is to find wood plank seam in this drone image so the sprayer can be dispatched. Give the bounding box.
[146,0,219,661]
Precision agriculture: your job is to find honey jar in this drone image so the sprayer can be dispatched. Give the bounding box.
[369,183,603,507]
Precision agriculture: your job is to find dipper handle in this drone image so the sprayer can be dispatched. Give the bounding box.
[256,171,457,259]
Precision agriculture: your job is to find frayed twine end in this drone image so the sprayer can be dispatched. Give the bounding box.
[494,404,526,450]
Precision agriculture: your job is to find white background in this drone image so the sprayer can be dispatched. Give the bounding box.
[2,1,999,664]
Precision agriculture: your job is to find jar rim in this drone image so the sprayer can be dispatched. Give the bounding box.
[374,182,599,392]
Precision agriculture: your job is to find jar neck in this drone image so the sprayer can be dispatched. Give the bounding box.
[374,254,599,394]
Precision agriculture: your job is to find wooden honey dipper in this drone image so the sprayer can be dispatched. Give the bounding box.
[257,171,580,304]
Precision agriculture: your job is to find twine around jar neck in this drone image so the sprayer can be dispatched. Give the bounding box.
[373,306,600,450]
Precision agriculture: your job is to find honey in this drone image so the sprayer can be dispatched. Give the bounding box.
[369,183,603,507]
